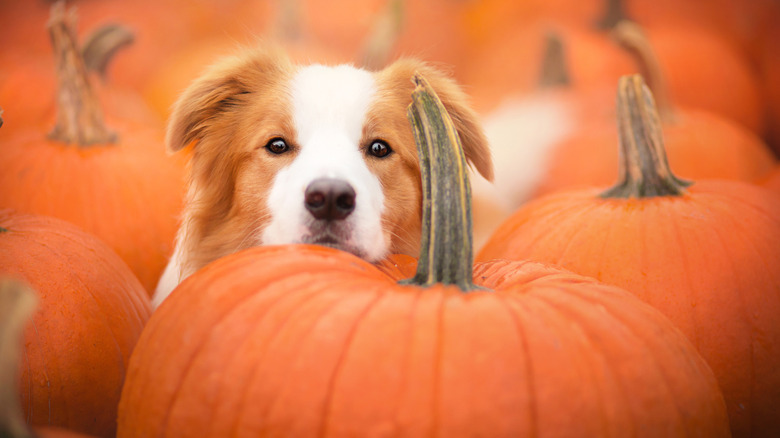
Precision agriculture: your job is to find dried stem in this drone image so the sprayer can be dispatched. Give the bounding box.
[611,20,675,121]
[537,31,571,89]
[595,0,629,30]
[81,24,135,79]
[47,1,115,146]
[601,75,691,199]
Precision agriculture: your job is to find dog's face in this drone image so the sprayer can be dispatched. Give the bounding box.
[167,47,493,277]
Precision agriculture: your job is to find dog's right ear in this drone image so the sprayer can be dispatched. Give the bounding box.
[166,47,292,153]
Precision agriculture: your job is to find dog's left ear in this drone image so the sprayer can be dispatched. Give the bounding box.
[165,47,292,154]
[381,59,494,182]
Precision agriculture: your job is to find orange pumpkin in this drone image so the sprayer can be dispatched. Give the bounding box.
[478,75,780,437]
[0,210,152,438]
[119,244,730,437]
[0,4,183,293]
[0,24,159,137]
[0,0,216,91]
[463,21,634,113]
[528,23,775,198]
[531,107,776,198]
[117,73,729,438]
[636,24,764,134]
[0,280,101,438]
[623,0,780,62]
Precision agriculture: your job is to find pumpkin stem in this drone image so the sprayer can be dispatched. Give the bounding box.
[611,20,675,121]
[595,0,629,30]
[0,280,38,438]
[402,74,482,292]
[47,1,116,146]
[537,31,571,89]
[601,74,691,199]
[359,0,404,70]
[81,24,135,80]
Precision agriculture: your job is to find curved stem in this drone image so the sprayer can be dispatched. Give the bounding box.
[537,31,570,89]
[0,279,38,438]
[600,74,691,199]
[611,20,675,121]
[47,1,115,146]
[81,24,135,79]
[402,74,482,292]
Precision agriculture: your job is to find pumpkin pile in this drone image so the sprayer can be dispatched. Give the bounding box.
[116,74,729,437]
[1,1,778,437]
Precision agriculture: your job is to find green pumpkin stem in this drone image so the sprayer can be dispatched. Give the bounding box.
[402,74,481,292]
[537,31,570,89]
[48,1,116,146]
[0,280,38,438]
[601,74,691,199]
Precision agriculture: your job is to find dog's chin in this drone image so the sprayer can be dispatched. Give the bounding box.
[302,228,367,260]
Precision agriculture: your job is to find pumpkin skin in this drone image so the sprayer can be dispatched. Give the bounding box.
[118,244,729,438]
[478,75,780,438]
[0,210,152,438]
[761,167,780,193]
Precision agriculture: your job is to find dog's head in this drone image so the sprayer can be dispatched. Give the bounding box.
[168,47,493,274]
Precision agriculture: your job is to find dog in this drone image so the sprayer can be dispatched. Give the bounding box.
[152,46,493,307]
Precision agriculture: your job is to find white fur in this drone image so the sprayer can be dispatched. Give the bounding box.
[154,248,183,307]
[261,64,387,260]
[470,94,574,247]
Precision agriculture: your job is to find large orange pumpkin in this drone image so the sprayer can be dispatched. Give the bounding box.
[0,210,152,438]
[117,74,729,438]
[0,4,184,293]
[478,74,780,438]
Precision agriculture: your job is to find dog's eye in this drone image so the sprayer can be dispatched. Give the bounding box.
[367,140,392,158]
[265,138,290,155]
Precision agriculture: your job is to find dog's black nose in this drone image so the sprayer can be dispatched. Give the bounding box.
[304,178,356,221]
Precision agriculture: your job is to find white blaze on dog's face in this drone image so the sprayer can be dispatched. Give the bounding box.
[153,47,493,305]
[262,65,386,260]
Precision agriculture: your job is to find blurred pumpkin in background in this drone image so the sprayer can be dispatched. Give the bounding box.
[0,210,151,438]
[0,3,183,293]
[478,75,780,438]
